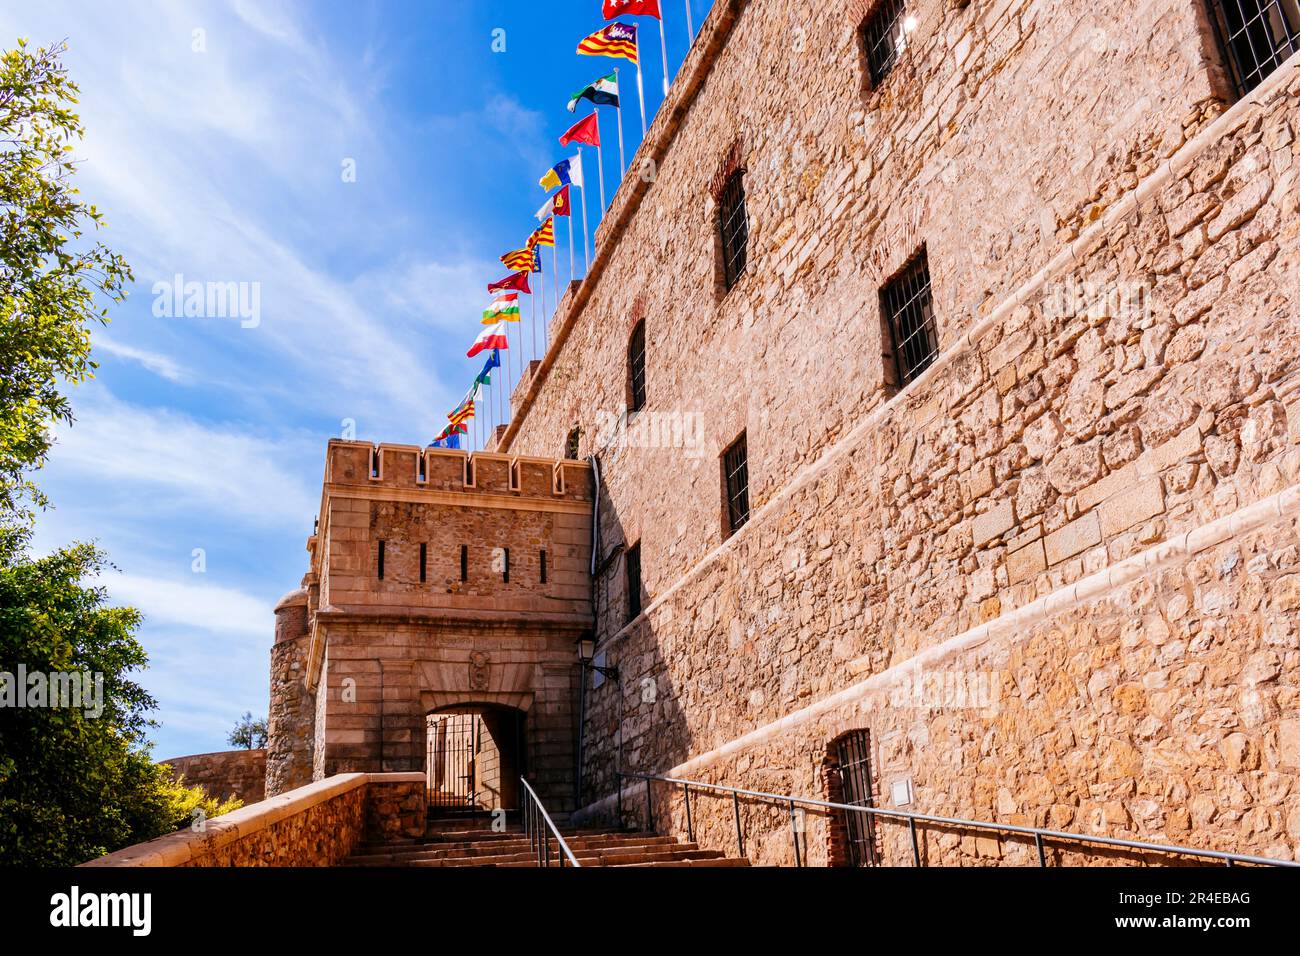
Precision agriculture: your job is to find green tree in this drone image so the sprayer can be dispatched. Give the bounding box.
[227,711,268,750]
[0,38,132,522]
[0,531,238,866]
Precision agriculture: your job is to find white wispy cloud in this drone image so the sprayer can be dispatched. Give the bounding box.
[93,331,189,383]
[94,571,272,637]
[49,388,319,529]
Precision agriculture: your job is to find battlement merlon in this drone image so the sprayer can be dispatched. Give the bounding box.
[321,439,593,500]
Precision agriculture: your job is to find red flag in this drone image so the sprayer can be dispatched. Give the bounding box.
[603,0,661,18]
[560,112,600,148]
[488,271,532,295]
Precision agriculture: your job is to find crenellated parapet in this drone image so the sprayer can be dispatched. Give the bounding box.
[324,439,592,502]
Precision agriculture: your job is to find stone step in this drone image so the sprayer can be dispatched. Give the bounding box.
[615,858,753,867]
[437,848,728,868]
[346,834,678,862]
[340,842,702,868]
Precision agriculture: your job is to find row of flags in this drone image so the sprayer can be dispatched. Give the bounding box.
[432,0,692,451]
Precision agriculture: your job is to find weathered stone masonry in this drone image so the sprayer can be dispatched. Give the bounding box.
[267,443,594,814]
[498,0,1300,864]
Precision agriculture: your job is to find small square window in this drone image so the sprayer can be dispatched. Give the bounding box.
[861,0,908,88]
[880,250,938,388]
[719,172,749,291]
[564,427,581,460]
[723,433,750,536]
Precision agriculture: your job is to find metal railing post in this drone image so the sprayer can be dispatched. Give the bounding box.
[733,791,745,858]
[606,771,1297,869]
[646,778,654,832]
[684,783,694,842]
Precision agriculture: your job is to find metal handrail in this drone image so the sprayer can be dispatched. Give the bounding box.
[618,770,1298,868]
[520,776,581,867]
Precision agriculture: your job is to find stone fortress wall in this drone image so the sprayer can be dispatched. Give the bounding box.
[497,0,1300,863]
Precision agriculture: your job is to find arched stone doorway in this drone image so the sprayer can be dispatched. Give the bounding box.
[425,703,526,815]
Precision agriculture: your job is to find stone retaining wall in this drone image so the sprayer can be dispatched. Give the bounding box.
[81,773,425,867]
[161,749,266,805]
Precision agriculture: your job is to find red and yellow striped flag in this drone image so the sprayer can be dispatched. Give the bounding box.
[501,248,535,271]
[528,217,556,249]
[577,22,638,64]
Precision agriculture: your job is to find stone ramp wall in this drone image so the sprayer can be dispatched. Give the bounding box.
[593,488,1300,866]
[81,773,425,867]
[574,57,1300,863]
[161,749,266,805]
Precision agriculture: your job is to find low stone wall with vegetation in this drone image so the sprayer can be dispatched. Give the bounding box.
[80,772,425,867]
[161,749,266,805]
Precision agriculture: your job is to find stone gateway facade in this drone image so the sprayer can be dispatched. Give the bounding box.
[266,0,1300,865]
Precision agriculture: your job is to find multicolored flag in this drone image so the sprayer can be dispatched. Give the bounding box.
[488,271,532,295]
[500,248,536,272]
[603,0,661,17]
[540,154,584,191]
[468,321,510,358]
[577,22,639,63]
[535,184,572,220]
[528,217,556,249]
[482,293,521,323]
[431,421,468,447]
[559,112,601,147]
[568,71,620,112]
[475,349,501,385]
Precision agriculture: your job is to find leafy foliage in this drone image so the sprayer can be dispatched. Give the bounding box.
[0,38,132,520]
[227,711,268,750]
[0,531,238,866]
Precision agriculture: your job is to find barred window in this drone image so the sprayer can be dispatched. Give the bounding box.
[880,250,938,388]
[565,426,580,460]
[718,171,749,291]
[861,0,908,88]
[628,320,647,413]
[1206,0,1300,97]
[723,433,750,536]
[625,542,642,623]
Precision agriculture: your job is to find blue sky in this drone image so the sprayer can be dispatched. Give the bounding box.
[5,0,710,759]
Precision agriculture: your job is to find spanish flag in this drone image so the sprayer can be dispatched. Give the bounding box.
[578,21,639,64]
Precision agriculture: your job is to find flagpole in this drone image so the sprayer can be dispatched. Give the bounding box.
[567,214,575,288]
[530,283,537,367]
[614,68,626,178]
[657,15,670,96]
[539,263,547,349]
[635,36,647,136]
[596,141,606,212]
[551,242,559,324]
[685,0,694,42]
[577,149,591,272]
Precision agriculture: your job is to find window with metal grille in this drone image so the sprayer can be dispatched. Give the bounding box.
[718,172,749,290]
[625,542,642,623]
[861,0,908,87]
[1206,0,1300,97]
[628,320,647,413]
[833,730,879,867]
[722,433,750,536]
[565,427,580,460]
[880,250,938,388]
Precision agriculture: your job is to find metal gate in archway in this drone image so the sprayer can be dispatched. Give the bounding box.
[425,708,525,815]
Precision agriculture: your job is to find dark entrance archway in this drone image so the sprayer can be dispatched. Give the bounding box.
[425,704,526,815]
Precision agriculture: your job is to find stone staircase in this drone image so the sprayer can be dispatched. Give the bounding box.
[342,818,750,868]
